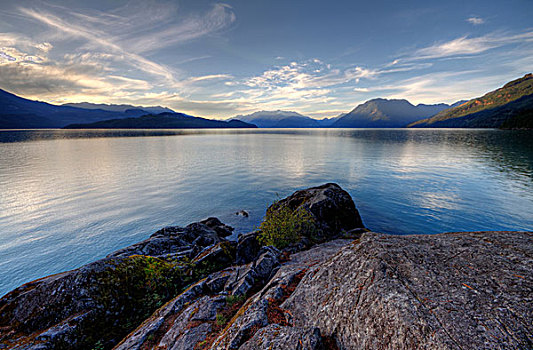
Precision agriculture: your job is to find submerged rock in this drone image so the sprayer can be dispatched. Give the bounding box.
[235,210,249,218]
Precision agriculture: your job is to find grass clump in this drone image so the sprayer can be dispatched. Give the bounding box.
[258,204,318,249]
[225,294,245,307]
[215,313,227,326]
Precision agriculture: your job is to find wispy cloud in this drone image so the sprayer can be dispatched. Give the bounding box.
[0,2,237,108]
[467,16,484,25]
[187,74,233,83]
[121,4,236,54]
[19,7,177,82]
[410,30,533,60]
[242,60,377,90]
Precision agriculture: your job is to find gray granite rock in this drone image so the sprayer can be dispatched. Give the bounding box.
[211,239,351,349]
[240,325,323,350]
[283,231,533,350]
[236,231,262,265]
[109,217,232,258]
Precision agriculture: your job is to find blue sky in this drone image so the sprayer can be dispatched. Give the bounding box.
[0,0,532,119]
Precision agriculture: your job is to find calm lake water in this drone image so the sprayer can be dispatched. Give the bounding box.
[0,128,532,296]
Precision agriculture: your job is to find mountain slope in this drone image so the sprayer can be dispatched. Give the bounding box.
[62,102,174,114]
[233,110,322,128]
[0,89,148,128]
[316,116,341,127]
[63,112,257,129]
[332,99,452,128]
[409,73,533,128]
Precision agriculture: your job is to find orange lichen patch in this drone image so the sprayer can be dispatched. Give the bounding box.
[462,283,474,290]
[282,269,308,297]
[186,320,204,330]
[248,323,263,339]
[266,300,290,326]
[266,268,308,327]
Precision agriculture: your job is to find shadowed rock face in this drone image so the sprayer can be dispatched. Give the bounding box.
[108,217,233,259]
[267,183,364,242]
[0,218,237,350]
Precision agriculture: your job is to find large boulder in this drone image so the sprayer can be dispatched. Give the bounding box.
[109,217,232,258]
[236,183,364,261]
[235,231,262,265]
[264,183,365,247]
[282,231,533,349]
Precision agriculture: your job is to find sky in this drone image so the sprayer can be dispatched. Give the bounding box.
[0,0,532,119]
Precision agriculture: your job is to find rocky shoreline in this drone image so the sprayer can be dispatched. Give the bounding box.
[0,183,531,349]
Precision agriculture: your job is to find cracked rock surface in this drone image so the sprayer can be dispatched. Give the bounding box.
[282,231,533,350]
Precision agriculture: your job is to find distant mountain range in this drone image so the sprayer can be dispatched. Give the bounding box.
[62,102,175,114]
[409,73,533,128]
[0,89,177,129]
[1,74,531,129]
[63,113,256,129]
[231,110,338,128]
[0,89,252,129]
[332,99,460,128]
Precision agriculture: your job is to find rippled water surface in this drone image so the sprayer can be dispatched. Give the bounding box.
[0,128,532,295]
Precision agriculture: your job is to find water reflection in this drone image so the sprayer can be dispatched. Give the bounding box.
[0,128,531,296]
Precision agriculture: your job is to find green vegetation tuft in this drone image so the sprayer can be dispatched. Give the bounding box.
[91,341,104,350]
[215,313,227,326]
[225,294,245,308]
[82,245,236,350]
[258,203,318,248]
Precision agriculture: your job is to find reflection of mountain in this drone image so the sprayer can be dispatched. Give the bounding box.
[334,128,533,183]
[410,73,533,128]
[63,113,257,129]
[333,99,453,127]
[466,130,533,181]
